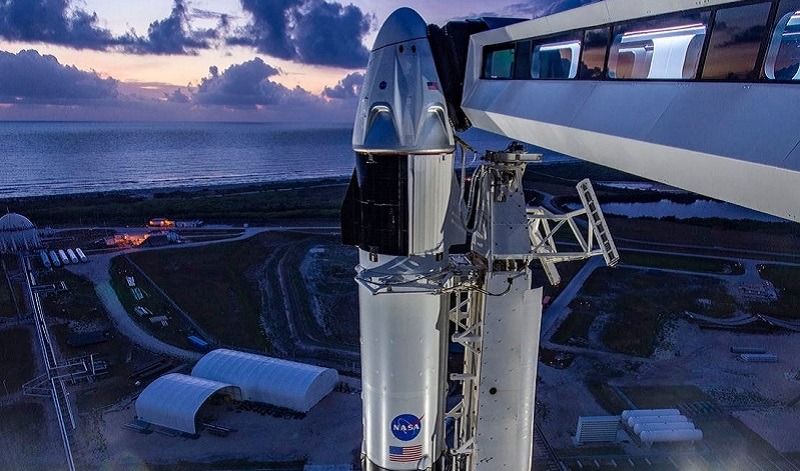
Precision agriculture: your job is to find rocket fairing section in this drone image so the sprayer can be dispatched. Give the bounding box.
[342,7,463,471]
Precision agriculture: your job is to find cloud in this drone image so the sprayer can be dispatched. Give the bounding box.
[0,49,117,103]
[0,51,360,121]
[193,57,319,108]
[119,0,225,55]
[0,0,116,50]
[0,0,224,55]
[165,88,190,103]
[231,0,372,68]
[322,72,363,99]
[471,0,600,20]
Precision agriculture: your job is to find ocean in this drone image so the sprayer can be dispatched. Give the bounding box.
[0,121,572,198]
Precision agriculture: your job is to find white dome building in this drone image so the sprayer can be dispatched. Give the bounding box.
[0,212,41,253]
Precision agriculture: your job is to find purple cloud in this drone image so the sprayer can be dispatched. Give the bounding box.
[482,0,601,19]
[0,49,117,103]
[193,58,319,108]
[0,0,116,50]
[230,0,373,68]
[323,72,363,100]
[120,0,227,55]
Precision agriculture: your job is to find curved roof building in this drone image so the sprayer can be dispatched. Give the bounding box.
[0,213,40,253]
[192,349,339,412]
[135,373,241,434]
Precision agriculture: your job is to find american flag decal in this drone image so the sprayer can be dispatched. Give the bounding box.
[389,444,423,462]
[427,81,439,90]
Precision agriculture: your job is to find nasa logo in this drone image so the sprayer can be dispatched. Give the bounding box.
[390,414,422,441]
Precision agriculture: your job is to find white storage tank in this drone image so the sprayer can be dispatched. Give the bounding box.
[75,247,88,262]
[621,409,680,420]
[58,249,70,265]
[640,428,703,443]
[48,250,61,267]
[66,248,79,264]
[633,421,696,434]
[40,250,51,269]
[740,353,778,362]
[627,414,688,428]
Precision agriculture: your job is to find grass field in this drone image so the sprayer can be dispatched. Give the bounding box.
[122,231,359,364]
[0,179,347,226]
[752,264,800,319]
[620,250,744,275]
[0,402,48,467]
[38,270,105,323]
[0,328,34,392]
[619,385,710,409]
[0,277,15,317]
[110,254,232,349]
[552,267,739,357]
[586,382,633,415]
[124,235,283,351]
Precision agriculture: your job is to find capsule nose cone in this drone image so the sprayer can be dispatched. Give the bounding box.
[372,7,427,51]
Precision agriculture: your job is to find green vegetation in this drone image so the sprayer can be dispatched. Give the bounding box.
[752,264,800,319]
[586,382,631,415]
[0,179,347,226]
[122,231,359,357]
[551,300,595,346]
[619,385,710,409]
[124,236,278,351]
[39,270,104,322]
[0,403,46,461]
[110,255,208,349]
[0,276,16,317]
[620,250,744,275]
[552,268,739,357]
[0,328,34,392]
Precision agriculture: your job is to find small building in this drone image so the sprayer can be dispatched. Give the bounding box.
[175,220,204,228]
[67,329,111,348]
[148,218,175,228]
[192,349,339,413]
[141,230,179,247]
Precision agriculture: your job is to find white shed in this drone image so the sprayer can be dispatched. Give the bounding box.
[192,349,339,412]
[135,373,241,434]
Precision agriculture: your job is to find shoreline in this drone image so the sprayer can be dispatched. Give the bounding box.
[0,156,579,201]
[0,175,353,203]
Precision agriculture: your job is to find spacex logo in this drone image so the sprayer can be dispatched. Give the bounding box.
[390,414,423,441]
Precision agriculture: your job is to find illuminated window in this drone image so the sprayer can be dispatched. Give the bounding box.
[702,2,772,81]
[531,33,582,79]
[608,13,710,79]
[765,0,800,80]
[483,45,515,79]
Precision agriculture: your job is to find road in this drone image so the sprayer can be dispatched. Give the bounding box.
[65,225,339,362]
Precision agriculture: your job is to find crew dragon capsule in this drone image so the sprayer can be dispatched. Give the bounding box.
[341,8,465,471]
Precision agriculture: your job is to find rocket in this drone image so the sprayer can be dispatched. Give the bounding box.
[341,7,464,471]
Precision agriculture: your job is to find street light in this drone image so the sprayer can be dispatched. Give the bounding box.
[2,379,8,396]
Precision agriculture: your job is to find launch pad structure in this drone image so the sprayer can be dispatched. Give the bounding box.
[340,0,800,467]
[342,10,619,469]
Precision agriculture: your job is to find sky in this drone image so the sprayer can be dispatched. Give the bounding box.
[0,0,590,122]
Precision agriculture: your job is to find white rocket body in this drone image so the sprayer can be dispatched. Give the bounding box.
[342,7,463,471]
